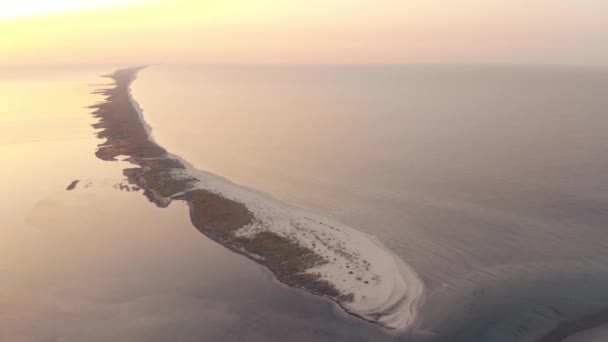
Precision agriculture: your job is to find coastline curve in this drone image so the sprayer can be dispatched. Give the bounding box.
[89,66,425,331]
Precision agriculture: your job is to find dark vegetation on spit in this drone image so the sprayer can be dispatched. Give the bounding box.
[88,67,356,304]
[86,67,608,341]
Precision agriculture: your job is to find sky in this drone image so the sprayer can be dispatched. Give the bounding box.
[0,0,607,66]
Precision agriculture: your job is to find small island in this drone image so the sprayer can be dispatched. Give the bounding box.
[88,66,424,331]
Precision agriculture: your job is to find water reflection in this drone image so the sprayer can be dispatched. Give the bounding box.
[0,68,398,341]
[132,65,608,341]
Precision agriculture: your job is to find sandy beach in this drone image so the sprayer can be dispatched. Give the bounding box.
[89,66,424,331]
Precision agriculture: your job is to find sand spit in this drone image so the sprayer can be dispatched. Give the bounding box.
[88,66,424,330]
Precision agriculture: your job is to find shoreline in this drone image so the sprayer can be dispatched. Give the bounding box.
[88,66,424,331]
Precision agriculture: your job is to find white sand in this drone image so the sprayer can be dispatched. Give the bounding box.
[127,71,425,331]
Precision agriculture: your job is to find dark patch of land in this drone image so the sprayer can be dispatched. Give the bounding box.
[66,180,79,191]
[88,67,347,303]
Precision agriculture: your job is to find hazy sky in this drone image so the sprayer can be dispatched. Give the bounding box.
[1,0,607,66]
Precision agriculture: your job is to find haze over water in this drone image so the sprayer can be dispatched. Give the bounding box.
[0,66,398,342]
[2,0,608,340]
[132,64,608,341]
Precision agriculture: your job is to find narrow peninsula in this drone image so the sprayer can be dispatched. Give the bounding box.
[88,66,424,331]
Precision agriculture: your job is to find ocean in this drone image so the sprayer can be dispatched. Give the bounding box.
[2,64,608,341]
[131,64,608,341]
[0,67,393,342]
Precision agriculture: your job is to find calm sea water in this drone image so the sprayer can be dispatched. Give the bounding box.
[131,64,608,341]
[2,65,608,341]
[0,67,394,342]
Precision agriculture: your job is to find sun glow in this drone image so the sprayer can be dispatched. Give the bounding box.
[0,0,606,66]
[0,0,145,20]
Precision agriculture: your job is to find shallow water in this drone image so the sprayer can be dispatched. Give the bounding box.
[3,65,608,341]
[131,64,608,341]
[0,67,400,341]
